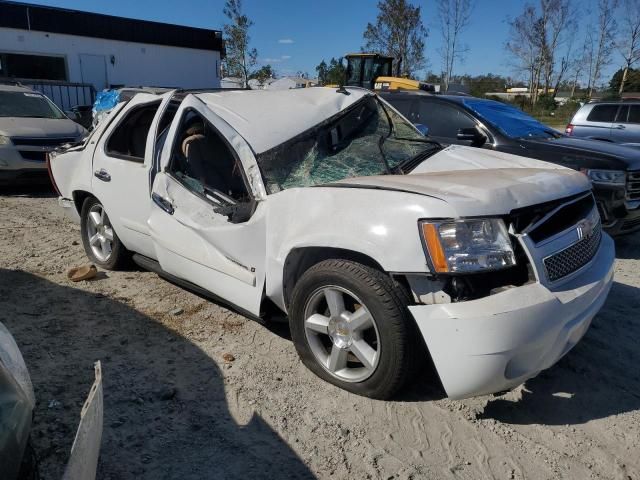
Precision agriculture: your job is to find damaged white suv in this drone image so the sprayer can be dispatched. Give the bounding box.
[50,87,614,399]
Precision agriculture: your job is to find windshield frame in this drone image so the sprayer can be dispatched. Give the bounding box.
[0,90,67,119]
[255,94,441,194]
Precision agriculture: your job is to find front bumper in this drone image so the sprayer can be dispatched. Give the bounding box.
[593,184,640,235]
[0,144,49,186]
[409,232,615,399]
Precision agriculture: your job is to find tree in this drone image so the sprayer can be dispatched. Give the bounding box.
[363,0,428,78]
[610,67,640,92]
[505,0,575,105]
[222,0,257,88]
[588,0,619,97]
[249,65,275,84]
[315,60,328,85]
[315,57,346,85]
[438,0,474,92]
[616,0,640,94]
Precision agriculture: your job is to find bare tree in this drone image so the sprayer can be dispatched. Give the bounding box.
[589,0,619,97]
[569,33,593,98]
[222,0,257,88]
[363,0,428,78]
[438,0,474,92]
[617,0,640,94]
[506,0,576,104]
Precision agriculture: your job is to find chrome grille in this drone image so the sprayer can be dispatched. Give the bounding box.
[543,219,602,282]
[628,171,640,201]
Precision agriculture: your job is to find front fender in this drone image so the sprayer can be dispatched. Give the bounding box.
[264,186,453,309]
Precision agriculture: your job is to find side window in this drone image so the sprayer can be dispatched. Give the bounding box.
[168,110,250,203]
[615,105,629,123]
[586,105,618,122]
[416,101,477,138]
[106,102,161,162]
[628,105,640,124]
[386,98,416,123]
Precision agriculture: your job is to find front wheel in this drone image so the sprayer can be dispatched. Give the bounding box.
[80,197,128,270]
[289,259,418,399]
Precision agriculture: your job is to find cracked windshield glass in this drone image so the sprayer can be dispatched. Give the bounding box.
[258,96,437,192]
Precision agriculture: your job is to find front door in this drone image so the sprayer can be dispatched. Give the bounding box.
[148,96,266,316]
[91,92,174,258]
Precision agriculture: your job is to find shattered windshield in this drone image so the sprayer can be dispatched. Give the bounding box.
[462,98,558,139]
[257,96,438,192]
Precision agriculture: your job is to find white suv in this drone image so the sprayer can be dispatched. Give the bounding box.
[50,87,614,399]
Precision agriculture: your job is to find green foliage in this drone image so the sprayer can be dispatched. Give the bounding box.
[250,65,275,84]
[315,57,346,85]
[609,68,640,94]
[363,0,428,78]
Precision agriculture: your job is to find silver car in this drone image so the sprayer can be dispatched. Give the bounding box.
[0,84,86,186]
[566,101,640,147]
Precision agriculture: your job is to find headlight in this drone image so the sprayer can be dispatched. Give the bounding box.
[583,169,626,185]
[420,218,516,273]
[0,135,11,145]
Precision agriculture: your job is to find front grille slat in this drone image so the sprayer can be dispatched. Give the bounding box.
[543,220,602,282]
[628,171,640,201]
[18,150,47,161]
[11,137,76,147]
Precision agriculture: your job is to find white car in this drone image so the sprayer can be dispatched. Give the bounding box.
[49,87,615,399]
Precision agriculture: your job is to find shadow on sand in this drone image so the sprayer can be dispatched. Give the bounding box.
[479,281,640,426]
[0,268,315,479]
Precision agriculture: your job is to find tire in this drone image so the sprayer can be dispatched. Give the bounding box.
[289,259,418,399]
[80,196,128,270]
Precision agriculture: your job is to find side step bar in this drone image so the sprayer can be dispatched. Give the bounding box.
[131,253,262,322]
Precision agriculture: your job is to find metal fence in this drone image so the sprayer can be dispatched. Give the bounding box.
[6,79,96,112]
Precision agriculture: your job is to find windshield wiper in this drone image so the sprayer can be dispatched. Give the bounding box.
[394,146,440,174]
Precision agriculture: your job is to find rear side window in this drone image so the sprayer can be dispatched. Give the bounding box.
[586,105,619,122]
[616,105,629,122]
[106,102,161,162]
[628,105,640,124]
[415,101,476,138]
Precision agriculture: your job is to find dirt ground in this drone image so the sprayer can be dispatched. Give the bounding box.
[1,188,639,480]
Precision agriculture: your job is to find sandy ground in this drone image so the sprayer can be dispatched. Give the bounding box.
[1,188,639,480]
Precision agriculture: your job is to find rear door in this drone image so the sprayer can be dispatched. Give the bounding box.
[581,104,618,141]
[91,92,174,258]
[611,104,640,147]
[148,95,267,316]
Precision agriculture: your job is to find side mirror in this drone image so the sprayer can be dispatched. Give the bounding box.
[414,123,429,136]
[457,127,487,146]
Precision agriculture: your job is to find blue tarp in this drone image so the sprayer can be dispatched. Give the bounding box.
[462,98,553,139]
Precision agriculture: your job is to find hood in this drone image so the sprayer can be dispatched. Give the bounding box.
[524,136,640,171]
[332,145,591,216]
[0,117,84,139]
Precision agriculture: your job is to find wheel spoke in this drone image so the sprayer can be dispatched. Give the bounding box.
[349,307,373,332]
[100,238,112,258]
[99,208,105,223]
[350,339,377,370]
[89,233,101,246]
[89,211,101,227]
[324,289,345,318]
[103,226,114,241]
[327,345,348,372]
[305,314,330,334]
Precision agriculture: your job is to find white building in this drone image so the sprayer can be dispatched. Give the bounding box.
[266,77,318,90]
[0,1,224,94]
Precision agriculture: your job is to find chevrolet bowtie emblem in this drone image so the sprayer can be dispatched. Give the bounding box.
[576,218,594,240]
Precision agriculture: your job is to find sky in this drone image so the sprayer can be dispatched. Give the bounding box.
[28,0,620,82]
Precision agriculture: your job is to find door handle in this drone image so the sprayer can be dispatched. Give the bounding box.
[614,124,626,130]
[94,168,111,182]
[152,192,175,215]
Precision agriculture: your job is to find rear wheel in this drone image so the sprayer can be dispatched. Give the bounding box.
[80,197,128,270]
[289,259,417,399]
